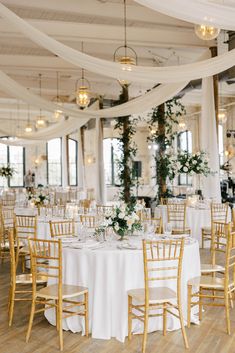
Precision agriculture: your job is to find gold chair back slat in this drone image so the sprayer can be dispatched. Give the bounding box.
[211,203,229,223]
[80,215,96,228]
[167,203,187,232]
[49,220,75,238]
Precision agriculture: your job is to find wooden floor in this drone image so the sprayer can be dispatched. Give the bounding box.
[1,249,235,353]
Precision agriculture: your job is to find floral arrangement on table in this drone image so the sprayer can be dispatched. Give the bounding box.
[95,202,143,240]
[177,151,210,176]
[0,165,14,178]
[28,190,49,207]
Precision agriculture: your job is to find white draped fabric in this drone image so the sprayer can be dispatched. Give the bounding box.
[95,118,106,205]
[0,3,235,84]
[199,77,221,202]
[0,70,188,119]
[135,0,235,31]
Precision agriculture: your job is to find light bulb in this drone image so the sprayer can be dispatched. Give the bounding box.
[194,24,220,40]
[76,86,90,108]
[25,125,33,133]
[36,116,46,127]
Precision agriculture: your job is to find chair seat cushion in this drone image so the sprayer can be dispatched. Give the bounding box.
[127,287,176,303]
[188,275,224,289]
[201,263,224,273]
[36,284,88,299]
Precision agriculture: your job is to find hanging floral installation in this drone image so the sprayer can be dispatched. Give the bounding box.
[0,165,14,178]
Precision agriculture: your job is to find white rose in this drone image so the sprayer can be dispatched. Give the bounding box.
[114,223,119,231]
[119,212,125,219]
[183,166,188,172]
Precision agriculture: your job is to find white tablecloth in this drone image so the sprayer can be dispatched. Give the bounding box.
[156,205,228,247]
[45,238,200,342]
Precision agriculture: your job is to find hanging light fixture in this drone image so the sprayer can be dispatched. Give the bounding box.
[113,0,137,86]
[75,42,91,109]
[194,24,220,40]
[25,104,33,133]
[218,108,227,125]
[52,71,64,119]
[36,73,46,127]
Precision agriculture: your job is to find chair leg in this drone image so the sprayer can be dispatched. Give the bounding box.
[178,303,189,349]
[56,300,59,331]
[199,288,203,321]
[84,292,89,337]
[22,255,25,273]
[128,295,132,341]
[225,293,231,335]
[142,307,149,353]
[187,285,192,328]
[229,292,234,309]
[26,298,36,343]
[58,299,63,351]
[8,284,15,327]
[163,303,167,336]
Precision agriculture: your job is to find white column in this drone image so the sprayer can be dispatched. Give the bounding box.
[61,135,68,188]
[95,117,106,204]
[77,128,85,189]
[199,77,221,201]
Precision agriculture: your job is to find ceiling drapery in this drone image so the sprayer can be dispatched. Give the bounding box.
[0,70,188,119]
[0,3,235,84]
[135,0,235,31]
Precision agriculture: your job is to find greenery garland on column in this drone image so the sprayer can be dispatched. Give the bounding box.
[114,86,137,206]
[147,97,186,202]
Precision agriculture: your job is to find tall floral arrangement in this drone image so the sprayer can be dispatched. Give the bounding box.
[28,190,49,206]
[0,165,14,178]
[177,151,210,176]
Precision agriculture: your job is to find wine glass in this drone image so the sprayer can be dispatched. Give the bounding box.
[163,223,172,236]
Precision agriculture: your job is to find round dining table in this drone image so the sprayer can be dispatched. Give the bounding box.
[45,237,200,342]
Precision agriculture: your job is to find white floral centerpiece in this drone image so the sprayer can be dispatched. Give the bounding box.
[0,165,14,178]
[95,202,143,240]
[177,151,210,176]
[28,190,49,207]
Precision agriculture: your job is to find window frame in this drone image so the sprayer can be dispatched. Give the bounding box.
[0,144,25,188]
[68,138,78,186]
[47,137,62,186]
[103,137,122,186]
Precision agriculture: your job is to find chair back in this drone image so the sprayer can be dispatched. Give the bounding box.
[8,230,17,283]
[167,203,187,231]
[28,238,62,293]
[211,203,228,223]
[138,208,151,221]
[1,207,14,231]
[211,222,235,288]
[142,217,162,234]
[143,239,184,304]
[96,205,114,216]
[14,215,37,254]
[80,215,96,228]
[1,199,15,207]
[49,220,75,238]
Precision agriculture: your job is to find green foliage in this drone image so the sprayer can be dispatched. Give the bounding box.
[114,116,137,206]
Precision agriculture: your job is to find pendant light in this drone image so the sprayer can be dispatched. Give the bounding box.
[36,73,46,127]
[75,42,91,109]
[114,0,137,86]
[194,24,220,40]
[52,71,64,119]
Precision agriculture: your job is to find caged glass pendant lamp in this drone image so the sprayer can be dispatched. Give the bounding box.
[75,42,91,109]
[113,0,137,86]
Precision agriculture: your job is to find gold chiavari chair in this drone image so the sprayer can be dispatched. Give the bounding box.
[79,199,91,212]
[49,220,75,238]
[80,215,97,229]
[187,222,235,335]
[167,203,191,235]
[1,199,16,207]
[160,197,168,205]
[0,206,14,262]
[26,238,89,351]
[201,221,226,274]
[14,215,37,272]
[201,202,229,249]
[96,205,114,216]
[128,239,188,352]
[8,230,47,326]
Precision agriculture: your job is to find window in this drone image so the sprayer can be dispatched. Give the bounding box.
[68,138,77,186]
[47,138,62,186]
[103,138,122,185]
[0,144,25,187]
[218,125,224,165]
[178,130,193,185]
